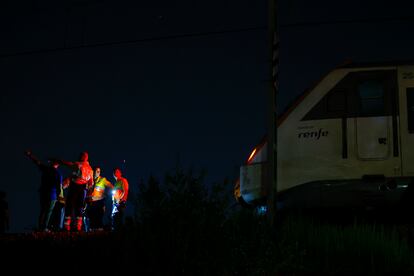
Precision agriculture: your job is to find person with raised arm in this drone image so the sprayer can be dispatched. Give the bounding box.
[24,150,62,231]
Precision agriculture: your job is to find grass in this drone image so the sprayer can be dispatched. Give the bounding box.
[274,214,414,275]
[1,212,414,275]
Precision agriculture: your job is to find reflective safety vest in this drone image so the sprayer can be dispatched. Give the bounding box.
[90,176,113,201]
[112,177,129,204]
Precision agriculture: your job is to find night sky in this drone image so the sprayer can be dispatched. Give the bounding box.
[1,0,413,232]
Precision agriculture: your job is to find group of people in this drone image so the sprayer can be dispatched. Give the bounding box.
[25,150,129,232]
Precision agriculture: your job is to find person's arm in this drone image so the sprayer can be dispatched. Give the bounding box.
[86,166,94,189]
[24,150,42,168]
[62,177,71,189]
[58,159,75,167]
[122,178,129,202]
[105,178,114,189]
[86,177,94,190]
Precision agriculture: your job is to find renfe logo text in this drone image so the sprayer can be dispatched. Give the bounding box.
[298,128,328,140]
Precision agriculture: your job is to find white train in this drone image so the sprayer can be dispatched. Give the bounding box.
[236,61,414,211]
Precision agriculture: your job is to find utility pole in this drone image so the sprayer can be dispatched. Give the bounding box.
[267,0,278,227]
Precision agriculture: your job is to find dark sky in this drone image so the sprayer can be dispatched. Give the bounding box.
[1,0,413,232]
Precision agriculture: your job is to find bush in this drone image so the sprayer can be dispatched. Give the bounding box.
[127,167,414,275]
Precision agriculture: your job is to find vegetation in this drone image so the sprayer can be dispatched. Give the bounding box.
[3,167,414,275]
[121,167,414,275]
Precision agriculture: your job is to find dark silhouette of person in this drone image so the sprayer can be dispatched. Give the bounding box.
[0,190,9,234]
[25,150,62,231]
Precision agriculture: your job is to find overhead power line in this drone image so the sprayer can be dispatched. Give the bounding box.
[0,26,266,59]
[1,15,414,59]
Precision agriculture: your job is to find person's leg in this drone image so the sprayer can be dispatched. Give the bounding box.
[59,204,65,230]
[117,206,124,229]
[96,199,105,229]
[49,201,63,231]
[111,203,118,231]
[38,192,49,231]
[48,202,57,230]
[112,203,125,231]
[44,200,57,230]
[88,201,97,230]
[64,185,75,231]
[74,185,87,231]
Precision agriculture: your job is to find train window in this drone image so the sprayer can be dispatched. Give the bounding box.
[302,70,395,121]
[358,80,385,116]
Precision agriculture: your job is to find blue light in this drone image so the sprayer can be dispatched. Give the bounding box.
[257,205,267,215]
